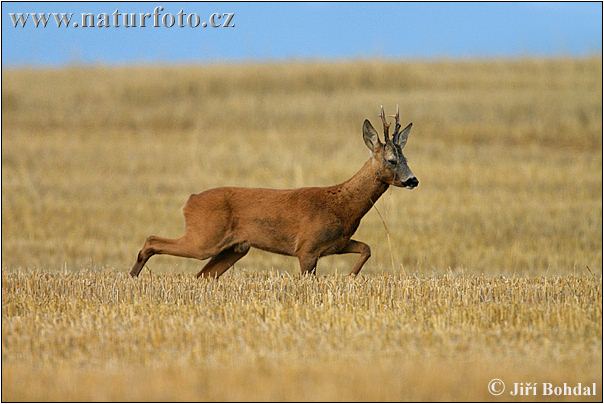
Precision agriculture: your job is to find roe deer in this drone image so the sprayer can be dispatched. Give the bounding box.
[130,106,418,279]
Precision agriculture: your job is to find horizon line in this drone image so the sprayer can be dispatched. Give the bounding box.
[3,53,602,70]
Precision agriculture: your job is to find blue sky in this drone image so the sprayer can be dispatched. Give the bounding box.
[2,2,602,66]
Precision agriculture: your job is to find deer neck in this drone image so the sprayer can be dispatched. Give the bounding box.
[335,158,389,221]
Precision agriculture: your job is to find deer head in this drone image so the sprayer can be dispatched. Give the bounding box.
[362,105,418,189]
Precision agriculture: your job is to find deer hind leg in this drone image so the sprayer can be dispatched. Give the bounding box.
[196,242,250,279]
[298,254,319,276]
[335,239,371,276]
[130,235,213,277]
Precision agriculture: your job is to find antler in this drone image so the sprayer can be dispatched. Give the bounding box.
[390,104,401,143]
[379,105,391,142]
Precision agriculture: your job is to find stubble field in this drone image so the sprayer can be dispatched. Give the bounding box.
[2,57,602,401]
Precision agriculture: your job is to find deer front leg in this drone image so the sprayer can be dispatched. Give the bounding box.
[336,239,371,275]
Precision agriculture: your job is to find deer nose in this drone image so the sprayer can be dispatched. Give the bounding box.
[403,177,419,188]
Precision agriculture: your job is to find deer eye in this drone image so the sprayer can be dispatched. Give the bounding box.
[387,158,397,165]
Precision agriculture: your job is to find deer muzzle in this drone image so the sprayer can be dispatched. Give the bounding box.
[401,177,419,189]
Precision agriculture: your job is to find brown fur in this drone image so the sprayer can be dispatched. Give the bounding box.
[130,114,416,279]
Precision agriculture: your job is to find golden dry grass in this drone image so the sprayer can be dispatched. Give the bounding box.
[2,271,602,401]
[2,57,602,401]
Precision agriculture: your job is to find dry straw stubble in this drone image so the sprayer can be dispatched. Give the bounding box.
[2,57,602,400]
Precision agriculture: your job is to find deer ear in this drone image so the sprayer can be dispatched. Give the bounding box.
[394,122,412,149]
[362,119,381,152]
